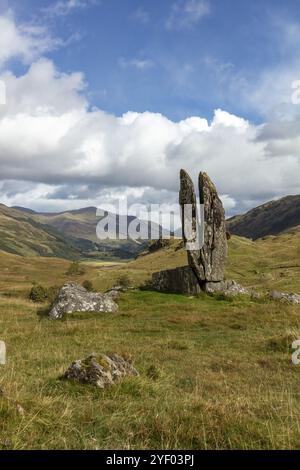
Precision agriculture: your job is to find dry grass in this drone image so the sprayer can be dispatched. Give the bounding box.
[0,231,300,449]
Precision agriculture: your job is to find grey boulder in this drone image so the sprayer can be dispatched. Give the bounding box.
[152,266,202,295]
[48,282,118,319]
[269,290,300,305]
[61,353,139,388]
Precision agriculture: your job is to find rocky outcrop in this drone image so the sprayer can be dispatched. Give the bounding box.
[61,353,139,388]
[48,282,118,319]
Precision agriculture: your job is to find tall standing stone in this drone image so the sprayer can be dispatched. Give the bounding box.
[179,170,227,285]
[198,171,227,282]
[152,169,228,294]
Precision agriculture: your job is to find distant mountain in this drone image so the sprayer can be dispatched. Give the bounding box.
[12,206,36,214]
[226,195,300,240]
[34,207,137,241]
[14,206,166,240]
[0,204,81,259]
[2,204,168,260]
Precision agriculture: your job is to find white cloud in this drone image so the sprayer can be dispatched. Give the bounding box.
[166,0,210,30]
[130,7,150,24]
[220,195,236,212]
[0,58,300,217]
[43,0,98,17]
[0,11,60,67]
[118,57,154,70]
[0,10,299,217]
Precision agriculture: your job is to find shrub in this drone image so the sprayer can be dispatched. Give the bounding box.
[146,365,160,380]
[116,274,132,289]
[82,280,94,292]
[46,286,60,304]
[140,279,155,291]
[66,261,86,276]
[29,285,47,303]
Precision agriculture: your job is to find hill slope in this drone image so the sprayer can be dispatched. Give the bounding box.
[129,226,300,293]
[1,204,148,260]
[13,206,166,260]
[226,195,300,239]
[0,204,81,259]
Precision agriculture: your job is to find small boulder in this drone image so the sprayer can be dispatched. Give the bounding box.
[105,285,126,300]
[250,291,263,301]
[48,282,118,319]
[61,353,139,388]
[205,280,249,296]
[269,290,300,304]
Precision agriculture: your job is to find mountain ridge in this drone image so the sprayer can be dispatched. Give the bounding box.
[226,194,300,240]
[2,192,300,259]
[0,204,162,260]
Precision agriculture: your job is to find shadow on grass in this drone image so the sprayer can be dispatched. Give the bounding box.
[36,304,51,319]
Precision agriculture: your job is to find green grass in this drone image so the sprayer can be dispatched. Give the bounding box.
[1,290,300,449]
[0,230,299,449]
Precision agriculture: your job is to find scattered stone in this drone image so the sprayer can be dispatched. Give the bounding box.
[269,290,300,305]
[205,280,249,296]
[105,285,126,301]
[61,353,139,388]
[250,291,263,301]
[48,282,118,319]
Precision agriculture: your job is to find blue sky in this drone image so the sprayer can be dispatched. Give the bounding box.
[4,0,299,121]
[0,0,300,217]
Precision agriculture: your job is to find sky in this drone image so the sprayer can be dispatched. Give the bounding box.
[0,0,300,220]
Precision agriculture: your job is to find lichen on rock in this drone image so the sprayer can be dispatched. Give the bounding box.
[61,353,139,388]
[48,282,118,319]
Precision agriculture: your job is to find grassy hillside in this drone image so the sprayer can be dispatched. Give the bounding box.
[127,227,300,293]
[35,207,101,242]
[227,194,300,239]
[13,206,150,260]
[0,229,299,450]
[0,205,81,259]
[34,207,166,243]
[0,205,148,260]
